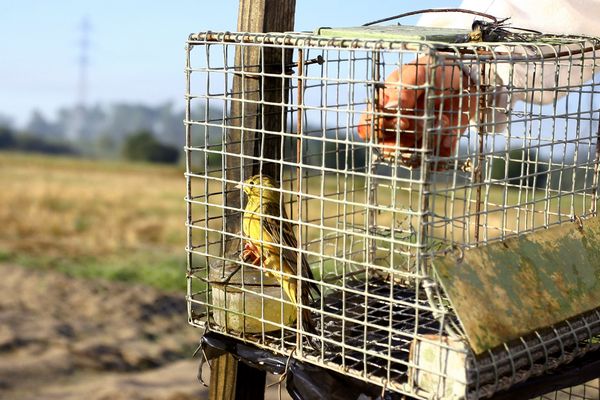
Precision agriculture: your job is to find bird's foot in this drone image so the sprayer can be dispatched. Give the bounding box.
[241,242,262,266]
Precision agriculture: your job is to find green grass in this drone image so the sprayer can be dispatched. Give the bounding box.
[0,248,187,292]
[0,151,187,292]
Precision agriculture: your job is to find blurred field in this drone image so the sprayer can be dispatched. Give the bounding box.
[1,152,596,399]
[0,152,186,291]
[0,152,297,400]
[2,150,587,291]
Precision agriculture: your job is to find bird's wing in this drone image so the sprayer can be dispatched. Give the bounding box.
[261,201,320,298]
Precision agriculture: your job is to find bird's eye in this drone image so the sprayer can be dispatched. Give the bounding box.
[249,180,254,185]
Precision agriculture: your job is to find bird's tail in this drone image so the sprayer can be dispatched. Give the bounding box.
[301,303,324,350]
[301,306,317,334]
[281,277,324,350]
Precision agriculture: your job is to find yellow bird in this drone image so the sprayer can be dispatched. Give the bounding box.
[237,174,320,335]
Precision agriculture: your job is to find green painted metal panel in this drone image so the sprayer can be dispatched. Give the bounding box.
[433,217,600,355]
[314,25,470,42]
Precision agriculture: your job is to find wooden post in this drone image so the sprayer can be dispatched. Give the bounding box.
[209,353,237,400]
[211,1,296,399]
[225,0,296,254]
[208,353,267,400]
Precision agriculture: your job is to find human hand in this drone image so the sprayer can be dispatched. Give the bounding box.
[357,57,475,168]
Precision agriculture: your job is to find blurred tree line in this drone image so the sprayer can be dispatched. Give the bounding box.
[0,125,77,155]
[23,102,184,149]
[121,130,179,164]
[1,103,596,189]
[0,102,191,164]
[490,149,548,188]
[489,147,596,192]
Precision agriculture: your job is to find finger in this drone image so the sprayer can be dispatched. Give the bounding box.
[357,102,380,140]
[380,59,429,133]
[397,58,429,110]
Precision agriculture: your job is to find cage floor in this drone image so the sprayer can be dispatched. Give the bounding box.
[213,277,600,396]
[258,277,444,386]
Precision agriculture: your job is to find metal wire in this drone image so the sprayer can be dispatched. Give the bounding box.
[362,8,500,27]
[185,31,600,399]
[534,379,600,400]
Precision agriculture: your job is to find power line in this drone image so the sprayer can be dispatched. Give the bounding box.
[68,15,91,141]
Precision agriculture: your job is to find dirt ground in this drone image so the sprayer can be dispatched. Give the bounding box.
[0,263,289,400]
[0,262,596,400]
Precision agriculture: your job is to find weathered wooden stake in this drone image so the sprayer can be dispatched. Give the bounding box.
[211,1,296,399]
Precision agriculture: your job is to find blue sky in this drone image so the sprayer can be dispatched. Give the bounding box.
[0,1,458,127]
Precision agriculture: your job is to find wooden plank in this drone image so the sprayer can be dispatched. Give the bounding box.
[433,217,600,354]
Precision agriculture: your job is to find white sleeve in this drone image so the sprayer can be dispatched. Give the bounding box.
[418,0,600,105]
[418,0,600,37]
[418,0,599,133]
[494,43,598,105]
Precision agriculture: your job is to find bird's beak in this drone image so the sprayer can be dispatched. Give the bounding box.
[234,182,242,189]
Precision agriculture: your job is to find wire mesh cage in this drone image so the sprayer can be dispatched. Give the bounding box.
[535,379,600,400]
[185,27,600,399]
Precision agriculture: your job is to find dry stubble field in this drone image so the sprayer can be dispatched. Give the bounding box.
[0,152,203,399]
[0,152,290,400]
